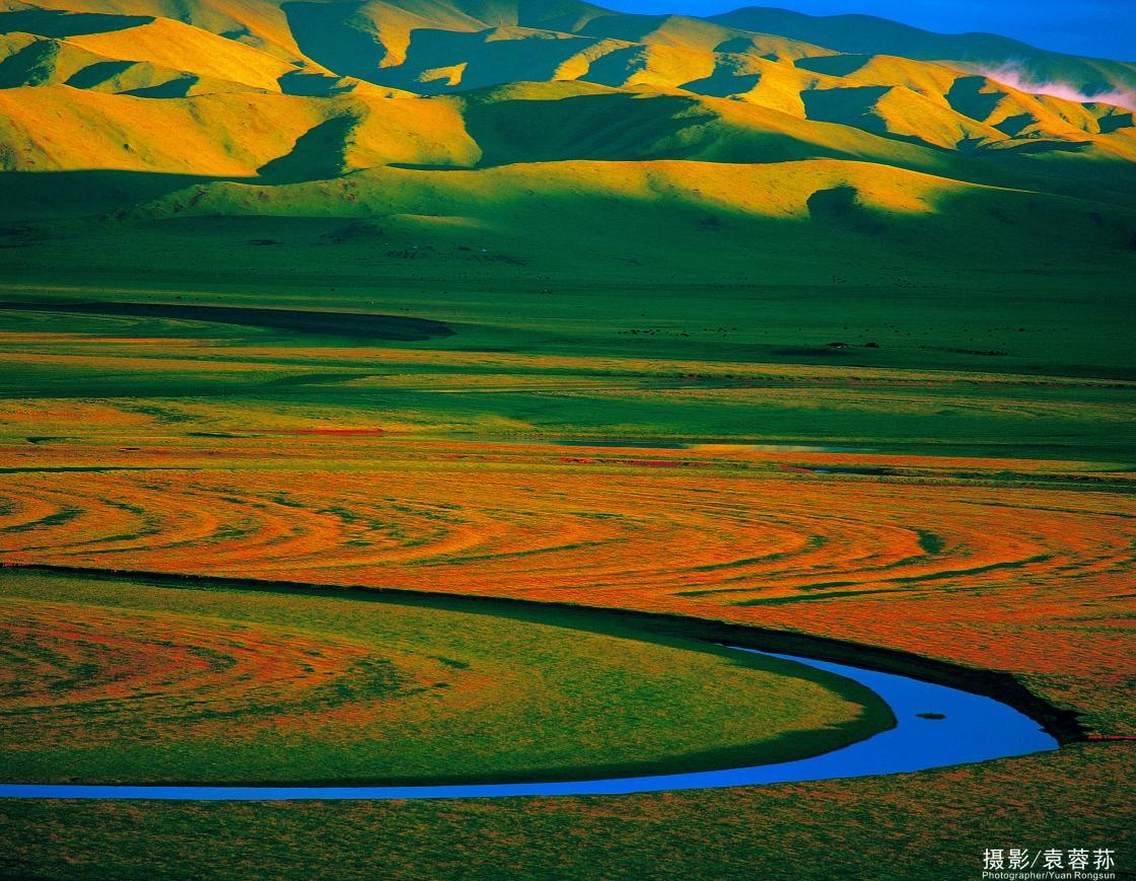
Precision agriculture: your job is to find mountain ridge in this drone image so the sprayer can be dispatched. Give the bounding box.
[1,0,1134,278]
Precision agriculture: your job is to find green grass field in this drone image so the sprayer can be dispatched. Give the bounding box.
[1,162,1132,881]
[2,744,1131,881]
[1,569,888,785]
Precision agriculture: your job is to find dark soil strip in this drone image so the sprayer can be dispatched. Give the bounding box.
[0,301,454,341]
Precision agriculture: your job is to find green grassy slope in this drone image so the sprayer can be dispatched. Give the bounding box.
[2,569,886,784]
[2,148,1133,406]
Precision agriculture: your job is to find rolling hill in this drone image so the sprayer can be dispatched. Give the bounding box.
[1,0,1133,174]
[0,0,1133,297]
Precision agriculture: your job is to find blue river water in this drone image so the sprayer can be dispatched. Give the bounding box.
[0,648,1058,801]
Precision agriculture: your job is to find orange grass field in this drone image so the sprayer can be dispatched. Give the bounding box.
[2,417,1133,878]
[1,428,1132,733]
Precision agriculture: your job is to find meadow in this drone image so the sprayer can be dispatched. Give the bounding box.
[1,210,1133,879]
[1,0,1134,876]
[2,742,1131,881]
[1,250,1134,873]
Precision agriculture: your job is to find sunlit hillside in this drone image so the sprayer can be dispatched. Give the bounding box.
[0,0,1134,310]
[1,0,1134,184]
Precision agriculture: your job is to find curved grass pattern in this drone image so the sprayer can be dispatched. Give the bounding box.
[0,598,416,743]
[0,645,1061,800]
[1,440,1133,731]
[1,461,1131,596]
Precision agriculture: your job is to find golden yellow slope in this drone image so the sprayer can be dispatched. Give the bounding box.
[0,32,262,95]
[586,41,716,91]
[65,17,297,91]
[138,156,979,220]
[0,86,311,172]
[578,12,833,62]
[794,66,1136,156]
[0,85,477,173]
[698,55,830,116]
[350,92,479,168]
[0,0,310,64]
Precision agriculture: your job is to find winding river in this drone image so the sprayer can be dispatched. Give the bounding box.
[0,647,1058,801]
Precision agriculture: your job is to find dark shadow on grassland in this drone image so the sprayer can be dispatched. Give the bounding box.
[1098,112,1134,134]
[800,86,939,151]
[0,40,61,87]
[63,59,136,89]
[462,92,719,166]
[0,9,152,37]
[994,112,1038,138]
[258,116,359,183]
[945,76,1006,122]
[806,184,886,234]
[1001,139,1093,155]
[0,170,255,221]
[801,85,890,126]
[793,55,874,77]
[680,69,761,99]
[378,29,604,95]
[277,70,355,97]
[122,76,199,99]
[0,301,454,341]
[280,1,389,82]
[576,44,654,89]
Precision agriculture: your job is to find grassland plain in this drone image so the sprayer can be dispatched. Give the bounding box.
[1,254,1134,880]
[1,0,1135,877]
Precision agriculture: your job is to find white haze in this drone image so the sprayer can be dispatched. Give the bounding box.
[979,65,1136,112]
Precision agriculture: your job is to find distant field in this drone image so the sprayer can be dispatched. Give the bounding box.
[3,163,1135,378]
[1,292,1133,460]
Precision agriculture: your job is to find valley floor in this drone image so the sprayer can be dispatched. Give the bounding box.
[0,231,1132,878]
